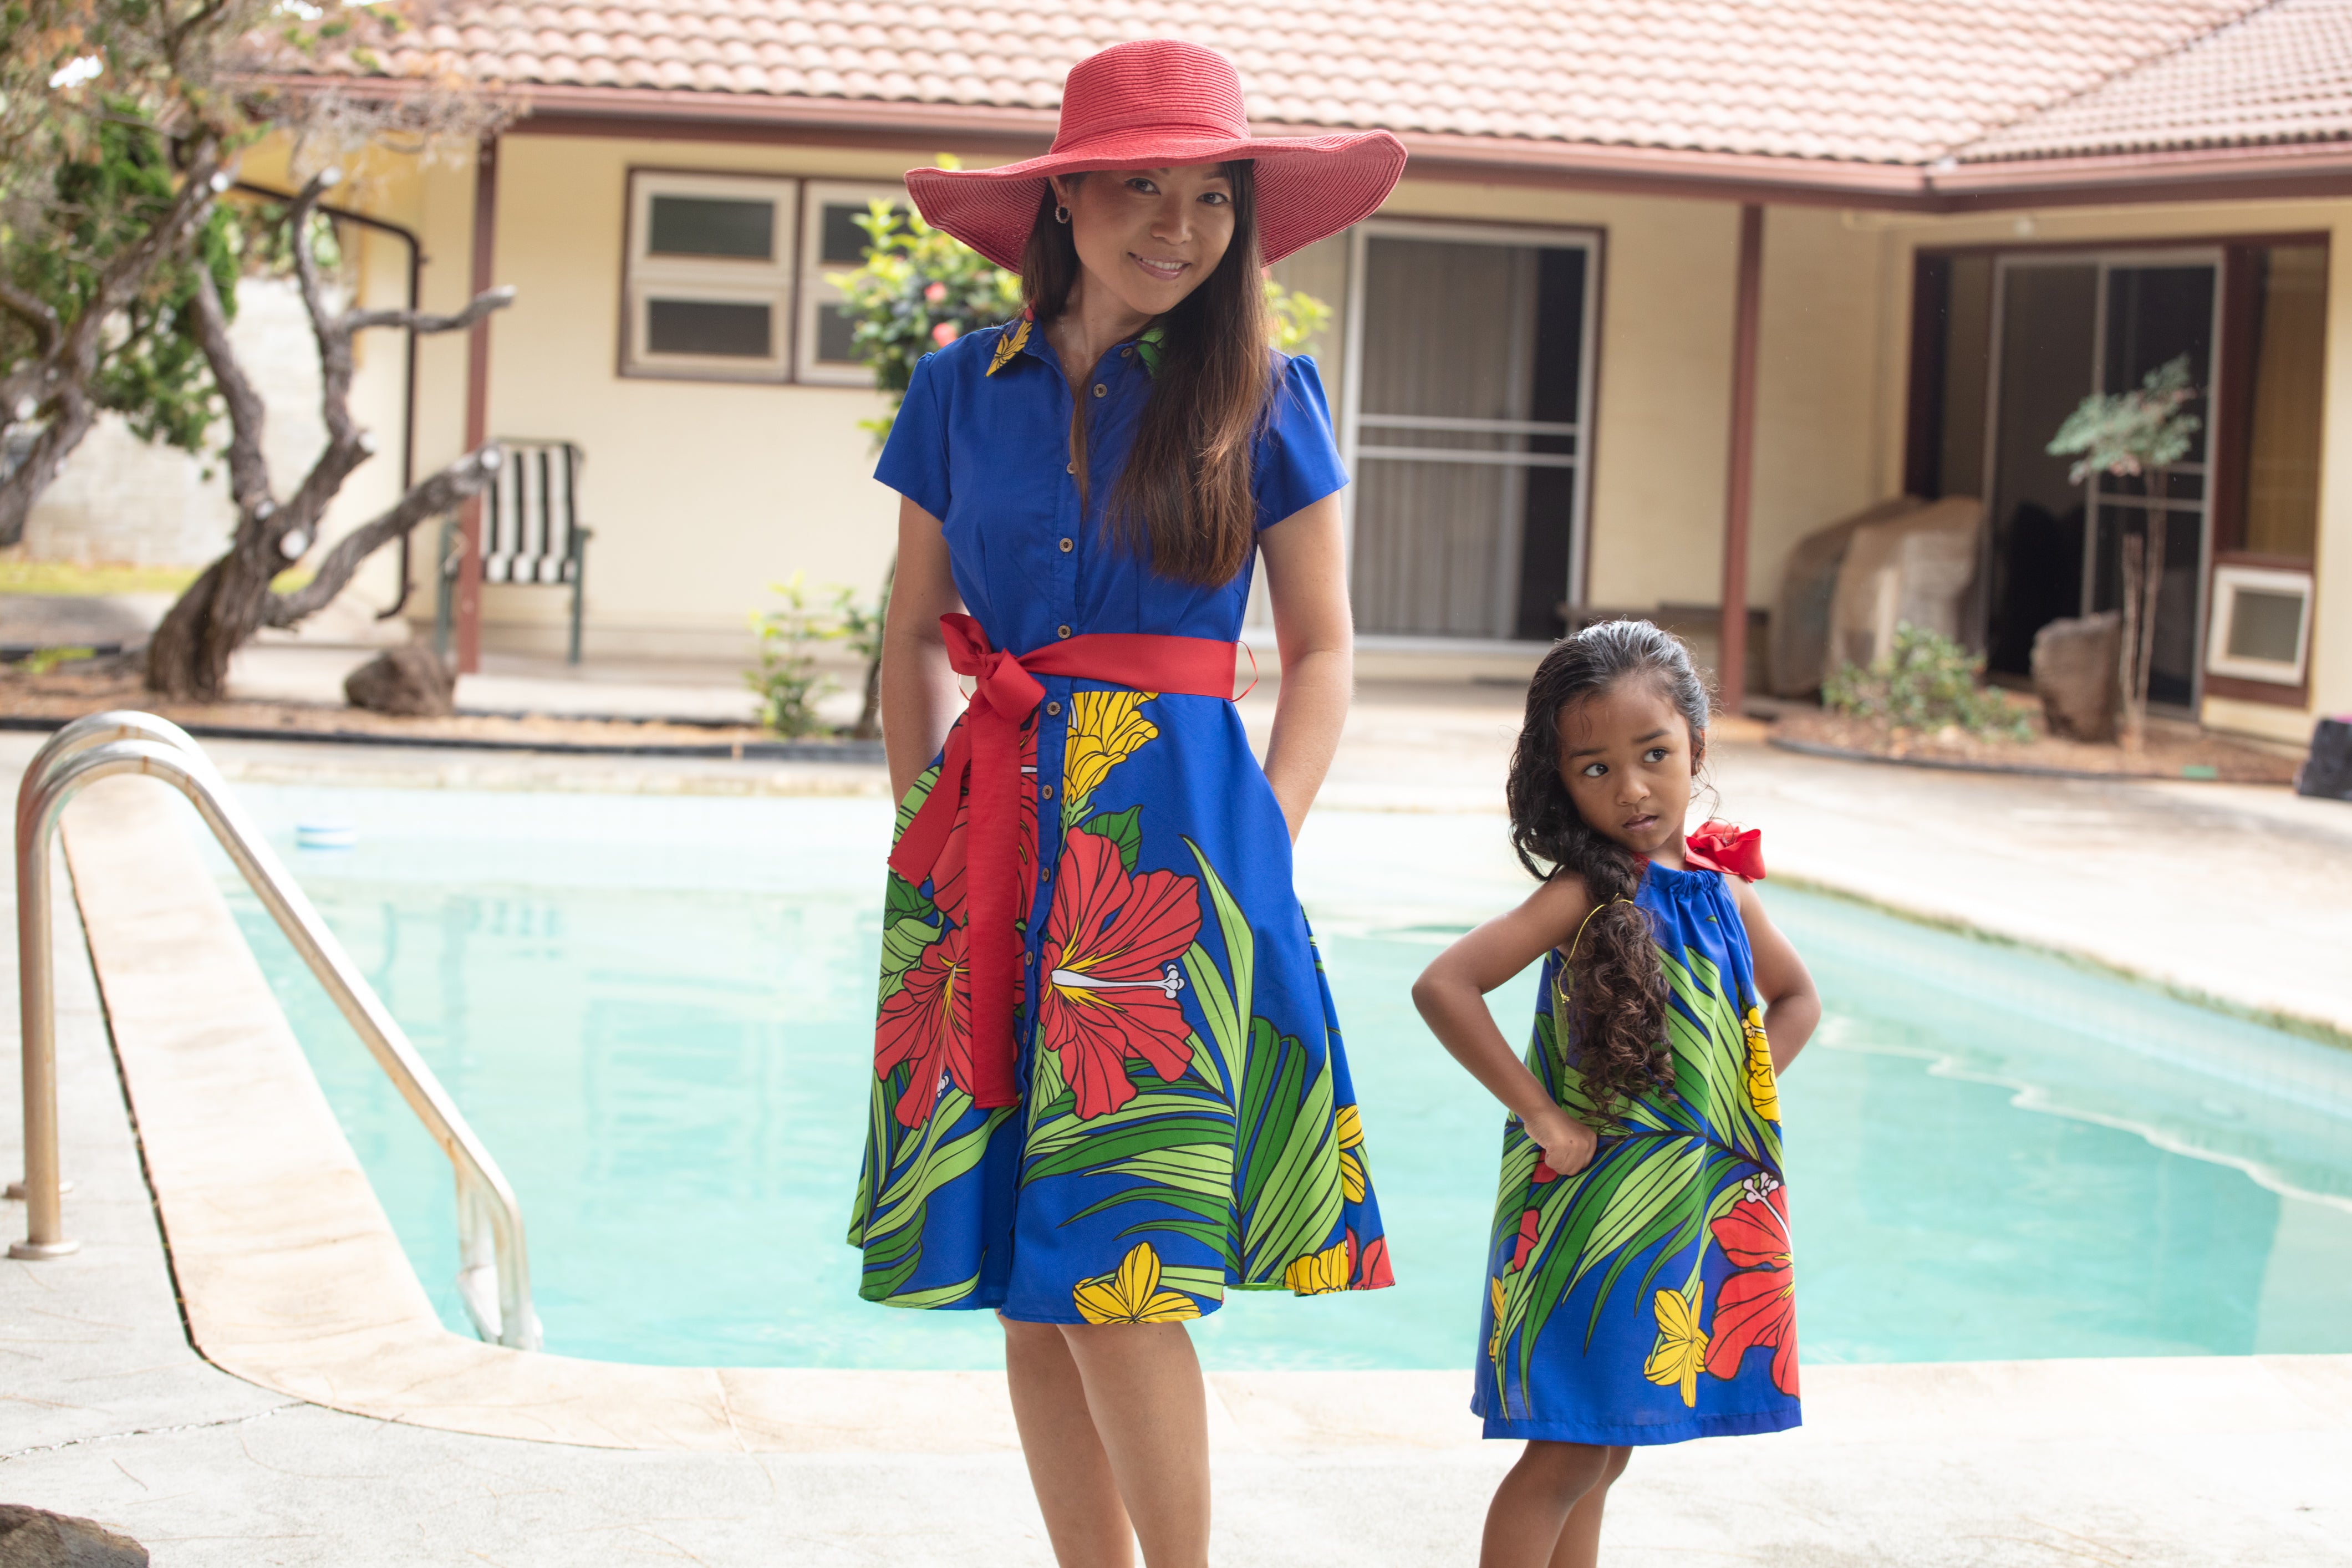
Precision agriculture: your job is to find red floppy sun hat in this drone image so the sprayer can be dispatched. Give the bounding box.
[905,39,1408,272]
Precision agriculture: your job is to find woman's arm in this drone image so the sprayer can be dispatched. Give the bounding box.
[880,497,968,802]
[1256,493,1351,842]
[1732,880,1820,1072]
[1412,875,1603,1176]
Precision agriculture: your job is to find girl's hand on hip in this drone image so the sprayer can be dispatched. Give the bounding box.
[1524,1107,1598,1178]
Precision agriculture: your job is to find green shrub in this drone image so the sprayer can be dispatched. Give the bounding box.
[1824,624,2030,741]
[746,574,875,739]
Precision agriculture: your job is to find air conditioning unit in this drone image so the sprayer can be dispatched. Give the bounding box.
[2205,564,2313,686]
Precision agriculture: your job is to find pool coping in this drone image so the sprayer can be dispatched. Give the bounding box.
[54,775,2352,1457]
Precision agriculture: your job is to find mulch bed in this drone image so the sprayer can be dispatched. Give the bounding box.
[0,663,883,761]
[1770,703,2303,784]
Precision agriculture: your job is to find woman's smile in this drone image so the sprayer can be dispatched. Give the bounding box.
[1131,253,1191,282]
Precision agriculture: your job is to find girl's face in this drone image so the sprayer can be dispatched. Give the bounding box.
[1557,677,1704,861]
[1048,165,1236,319]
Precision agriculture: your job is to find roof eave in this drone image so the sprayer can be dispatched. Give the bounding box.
[264,77,2352,212]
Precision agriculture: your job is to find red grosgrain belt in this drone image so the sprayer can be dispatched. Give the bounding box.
[888,612,1239,1108]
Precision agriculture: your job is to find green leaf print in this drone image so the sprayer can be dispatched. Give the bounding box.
[856,1080,1014,1302]
[1233,1017,1341,1284]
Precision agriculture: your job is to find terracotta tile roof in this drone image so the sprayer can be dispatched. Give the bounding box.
[1957,0,2352,160]
[339,0,2334,169]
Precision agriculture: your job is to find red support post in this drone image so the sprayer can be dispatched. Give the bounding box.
[457,135,500,675]
[1720,202,1764,707]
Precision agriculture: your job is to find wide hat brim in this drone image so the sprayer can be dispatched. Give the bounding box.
[906,128,1407,273]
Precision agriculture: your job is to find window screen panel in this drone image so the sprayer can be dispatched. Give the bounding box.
[646,298,773,358]
[2226,588,2305,664]
[649,196,776,260]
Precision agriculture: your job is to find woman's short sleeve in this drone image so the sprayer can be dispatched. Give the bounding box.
[1254,355,1347,530]
[874,352,950,521]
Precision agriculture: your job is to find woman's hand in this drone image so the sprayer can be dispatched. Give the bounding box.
[1256,494,1350,841]
[1523,1106,1599,1178]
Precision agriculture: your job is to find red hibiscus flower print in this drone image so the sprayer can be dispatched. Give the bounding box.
[1703,1175,1798,1396]
[1510,1209,1540,1271]
[1039,829,1202,1119]
[872,923,974,1127]
[1348,1228,1394,1290]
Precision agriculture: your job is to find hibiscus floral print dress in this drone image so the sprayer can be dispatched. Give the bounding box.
[1476,858,1799,1443]
[847,319,1393,1324]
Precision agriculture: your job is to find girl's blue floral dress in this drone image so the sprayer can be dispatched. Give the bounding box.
[1477,858,1800,1443]
[846,318,1394,1325]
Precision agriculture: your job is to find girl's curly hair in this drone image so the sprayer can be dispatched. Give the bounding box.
[1506,619,1712,1119]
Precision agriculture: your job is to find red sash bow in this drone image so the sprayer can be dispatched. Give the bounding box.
[1683,819,1766,882]
[887,613,1239,1107]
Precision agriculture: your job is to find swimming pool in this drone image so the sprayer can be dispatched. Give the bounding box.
[202,787,2352,1370]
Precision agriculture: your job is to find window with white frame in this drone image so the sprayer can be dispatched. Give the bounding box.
[798,181,913,385]
[2205,563,2313,685]
[623,171,798,381]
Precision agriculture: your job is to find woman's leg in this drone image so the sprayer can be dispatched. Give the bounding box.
[1058,1321,1212,1568]
[1001,1316,1134,1568]
[1480,1440,1615,1568]
[1545,1445,1632,1568]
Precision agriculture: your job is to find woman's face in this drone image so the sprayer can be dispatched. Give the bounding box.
[1049,165,1236,319]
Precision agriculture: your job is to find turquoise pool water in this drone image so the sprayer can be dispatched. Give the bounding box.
[202,788,2352,1370]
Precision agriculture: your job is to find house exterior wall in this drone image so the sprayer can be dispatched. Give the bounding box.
[1856,196,2352,741]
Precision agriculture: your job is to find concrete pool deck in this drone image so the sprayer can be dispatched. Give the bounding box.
[4,704,2351,1564]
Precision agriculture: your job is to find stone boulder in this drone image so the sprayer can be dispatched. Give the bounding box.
[343,644,455,718]
[0,1505,147,1567]
[2031,611,2123,742]
[1827,496,1983,678]
[1769,495,1927,697]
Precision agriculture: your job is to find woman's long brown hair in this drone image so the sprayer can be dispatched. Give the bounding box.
[1019,164,1271,587]
[1505,620,1714,1119]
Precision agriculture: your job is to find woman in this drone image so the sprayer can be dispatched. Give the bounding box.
[846,39,1406,1567]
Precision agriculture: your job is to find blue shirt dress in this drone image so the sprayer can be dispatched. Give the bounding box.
[1475,859,1801,1443]
[847,318,1394,1324]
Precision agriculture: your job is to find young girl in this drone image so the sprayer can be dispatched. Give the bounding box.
[1413,619,1820,1568]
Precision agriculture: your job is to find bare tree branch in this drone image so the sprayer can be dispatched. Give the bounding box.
[0,277,61,349]
[343,286,515,336]
[184,259,273,516]
[265,444,503,626]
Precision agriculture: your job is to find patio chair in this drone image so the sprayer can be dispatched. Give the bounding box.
[435,438,592,664]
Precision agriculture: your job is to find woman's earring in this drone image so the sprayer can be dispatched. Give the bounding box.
[1055,204,1070,224]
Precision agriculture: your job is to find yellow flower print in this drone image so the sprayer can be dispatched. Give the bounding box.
[1061,691,1159,821]
[1072,1242,1202,1324]
[1283,1239,1351,1296]
[1487,1275,1508,1365]
[1742,1005,1780,1122]
[1642,1284,1709,1407]
[1336,1102,1367,1203]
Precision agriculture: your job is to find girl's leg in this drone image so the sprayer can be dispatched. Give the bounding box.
[1545,1445,1632,1568]
[1001,1316,1134,1568]
[1058,1320,1212,1568]
[1480,1440,1614,1568]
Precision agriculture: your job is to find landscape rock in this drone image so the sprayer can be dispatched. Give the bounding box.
[2032,611,2124,742]
[343,644,455,718]
[0,1505,148,1567]
[1826,495,1983,679]
[1770,495,1926,696]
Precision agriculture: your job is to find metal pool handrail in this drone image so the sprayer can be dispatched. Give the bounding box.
[11,711,541,1351]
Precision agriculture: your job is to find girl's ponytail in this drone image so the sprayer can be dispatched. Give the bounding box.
[1505,620,1713,1118]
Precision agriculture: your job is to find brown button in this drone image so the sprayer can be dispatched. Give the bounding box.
[1058,537,1073,553]
[1040,783,1053,801]
[1045,700,1062,716]
[1065,461,1075,474]
[1091,384,1106,398]
[1056,624,1072,639]
[1120,347,1132,357]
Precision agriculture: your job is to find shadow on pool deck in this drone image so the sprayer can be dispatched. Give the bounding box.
[3,720,2350,1566]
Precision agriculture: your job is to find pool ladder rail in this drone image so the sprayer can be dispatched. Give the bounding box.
[11,712,542,1352]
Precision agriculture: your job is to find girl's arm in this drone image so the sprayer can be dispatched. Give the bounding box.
[1255,493,1350,843]
[1412,874,1603,1176]
[1732,880,1820,1072]
[880,497,968,802]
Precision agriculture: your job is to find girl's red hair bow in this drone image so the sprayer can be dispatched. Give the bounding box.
[1684,820,1766,882]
